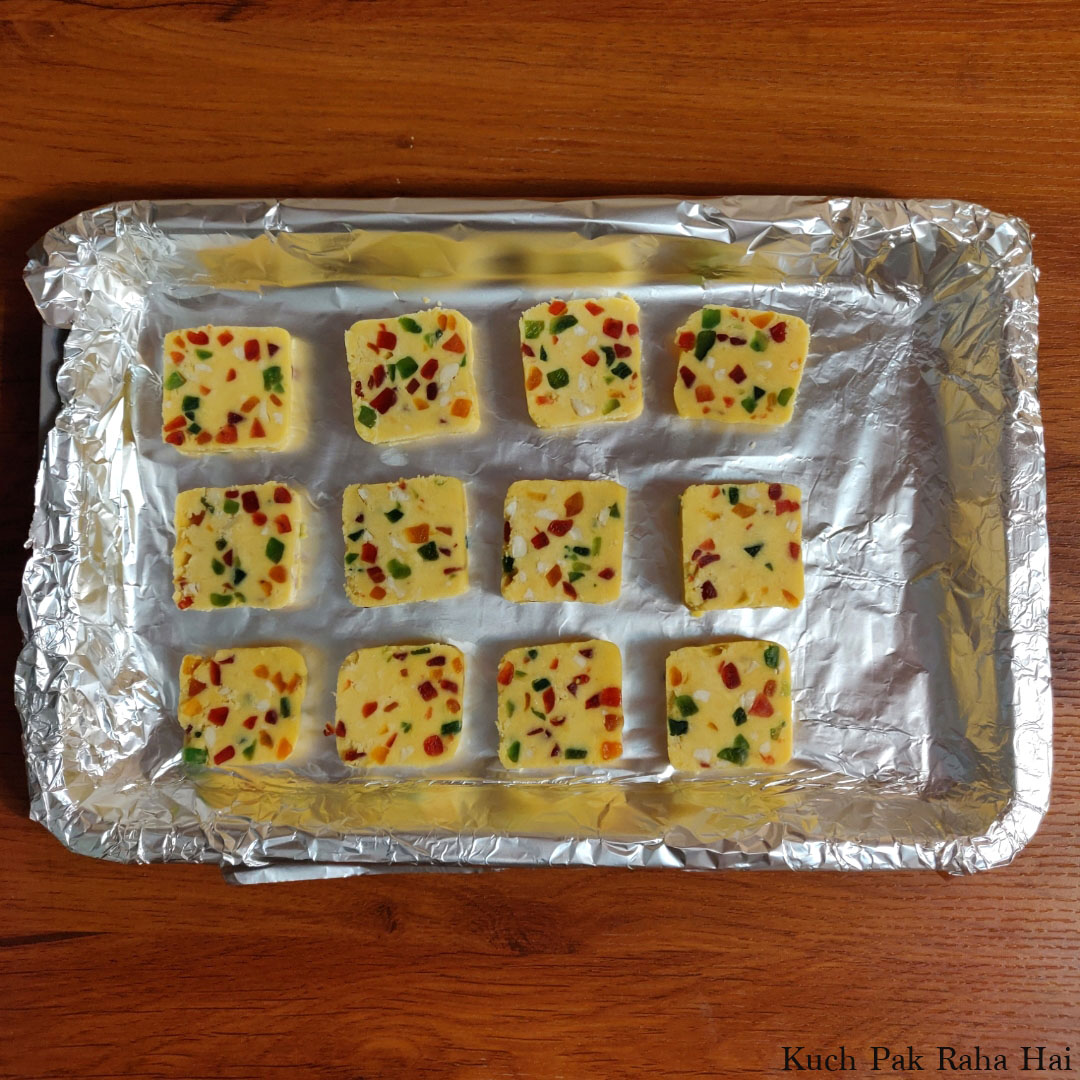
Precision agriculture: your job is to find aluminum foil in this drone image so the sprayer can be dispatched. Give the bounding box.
[17,197,1050,878]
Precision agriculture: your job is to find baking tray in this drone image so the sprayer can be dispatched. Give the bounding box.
[17,197,1050,878]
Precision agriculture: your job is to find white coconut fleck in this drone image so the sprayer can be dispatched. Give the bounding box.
[390,536,406,551]
[745,660,759,675]
[401,745,414,761]
[692,690,711,703]
[524,588,535,601]
[573,323,587,336]
[439,395,450,407]
[597,507,611,527]
[760,741,772,755]
[511,535,527,559]
[693,747,712,764]
[536,509,557,522]
[574,654,587,668]
[759,360,772,370]
[577,373,588,391]
[536,561,548,573]
[437,364,458,388]
[705,356,716,370]
[742,690,756,709]
[572,398,595,416]
[272,412,283,424]
[357,488,369,501]
[789,360,800,370]
[588,334,598,347]
[787,519,798,532]
[195,362,211,374]
[389,487,408,503]
[505,499,517,518]
[257,699,270,712]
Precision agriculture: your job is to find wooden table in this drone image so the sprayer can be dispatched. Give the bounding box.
[1,3,1076,1077]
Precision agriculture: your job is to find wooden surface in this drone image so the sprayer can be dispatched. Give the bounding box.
[1,2,1077,1077]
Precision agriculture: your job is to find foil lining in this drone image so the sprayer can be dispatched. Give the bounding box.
[17,197,1050,879]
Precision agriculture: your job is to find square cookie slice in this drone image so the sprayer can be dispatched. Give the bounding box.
[519,297,643,428]
[174,483,302,610]
[502,479,626,603]
[162,326,293,451]
[681,482,803,614]
[496,640,623,767]
[343,476,468,607]
[334,644,465,766]
[673,306,809,424]
[666,640,792,771]
[346,309,480,444]
[179,646,306,766]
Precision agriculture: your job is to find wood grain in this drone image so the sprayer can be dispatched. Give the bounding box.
[0,2,1077,1077]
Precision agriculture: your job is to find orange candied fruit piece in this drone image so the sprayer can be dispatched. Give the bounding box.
[450,398,472,418]
[253,664,270,678]
[370,745,389,764]
[276,737,293,761]
[601,741,622,761]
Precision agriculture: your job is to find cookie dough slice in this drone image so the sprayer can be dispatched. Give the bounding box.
[174,483,302,610]
[501,479,625,603]
[681,482,803,614]
[520,297,643,427]
[335,644,465,766]
[162,326,292,451]
[346,309,479,443]
[673,306,808,424]
[496,640,623,766]
[666,640,793,771]
[343,475,468,607]
[179,646,306,766]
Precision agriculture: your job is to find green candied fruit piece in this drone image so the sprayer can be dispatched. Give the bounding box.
[610,362,633,380]
[777,387,794,407]
[181,394,201,412]
[507,740,521,763]
[733,707,748,726]
[398,316,422,334]
[385,507,404,523]
[242,743,256,760]
[164,371,187,391]
[668,717,689,736]
[744,544,763,558]
[547,368,570,389]
[265,537,285,563]
[695,330,716,360]
[674,694,698,717]
[210,558,225,575]
[523,319,544,339]
[209,593,232,607]
[718,733,750,765]
[195,348,213,360]
[387,558,411,580]
[741,397,757,414]
[345,552,359,565]
[358,405,377,428]
[602,398,620,414]
[601,345,616,366]
[727,486,739,505]
[549,314,578,334]
[280,696,291,718]
[564,748,588,760]
[410,647,431,655]
[608,502,621,519]
[423,328,443,347]
[262,365,284,393]
[568,572,584,583]
[700,307,722,330]
[764,645,780,669]
[396,356,418,379]
[441,720,462,736]
[223,499,239,514]
[417,541,439,561]
[750,330,768,351]
[182,746,208,765]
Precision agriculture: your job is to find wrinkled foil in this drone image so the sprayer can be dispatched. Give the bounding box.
[17,198,1050,879]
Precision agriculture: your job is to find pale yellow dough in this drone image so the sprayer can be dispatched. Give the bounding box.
[519,297,643,428]
[179,647,306,766]
[681,482,804,614]
[666,641,793,771]
[496,640,623,767]
[345,309,480,444]
[335,644,465,767]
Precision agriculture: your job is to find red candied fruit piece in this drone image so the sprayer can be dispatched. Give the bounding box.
[417,681,438,701]
[768,483,783,501]
[769,321,787,343]
[241,491,259,513]
[679,365,696,388]
[376,328,397,350]
[678,331,696,351]
[367,566,385,583]
[720,662,740,689]
[225,489,239,498]
[701,580,717,601]
[547,519,573,536]
[531,532,549,549]
[186,330,210,345]
[561,581,577,600]
[602,318,623,338]
[613,343,632,358]
[217,331,234,346]
[789,542,801,560]
[252,512,267,526]
[441,332,465,353]
[749,692,774,718]
[424,734,445,756]
[598,567,615,580]
[420,357,438,380]
[406,378,420,395]
[582,301,603,316]
[274,486,292,503]
[226,411,244,425]
[542,687,556,713]
[521,343,535,357]
[497,661,514,686]
[599,687,621,707]
[362,702,378,718]
[698,552,720,568]
[371,387,398,414]
[548,300,567,315]
[582,350,600,367]
[426,383,437,400]
[361,542,377,563]
[213,746,235,765]
[165,431,185,446]
[244,339,260,360]
[216,425,238,444]
[729,364,747,384]
[627,323,638,335]
[207,706,229,726]
[775,499,800,515]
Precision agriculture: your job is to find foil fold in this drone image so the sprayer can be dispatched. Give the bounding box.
[17,197,1050,878]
